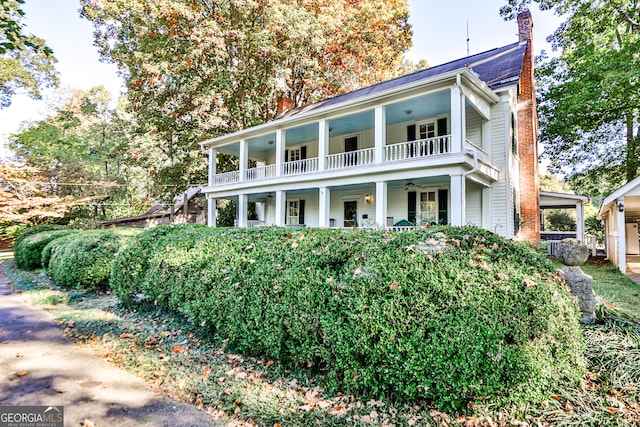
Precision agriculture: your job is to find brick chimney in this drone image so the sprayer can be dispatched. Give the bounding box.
[516,10,540,243]
[277,97,293,116]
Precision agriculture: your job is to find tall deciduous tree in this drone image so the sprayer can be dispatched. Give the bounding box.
[502,0,639,197]
[80,0,412,198]
[0,0,58,108]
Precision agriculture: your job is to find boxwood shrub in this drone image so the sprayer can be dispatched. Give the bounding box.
[110,224,585,410]
[45,229,137,292]
[14,226,77,270]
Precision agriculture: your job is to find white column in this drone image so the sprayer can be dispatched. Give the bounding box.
[238,194,248,228]
[275,190,286,226]
[482,187,491,229]
[618,197,627,273]
[239,139,247,182]
[374,106,386,164]
[275,129,284,177]
[208,148,217,185]
[450,85,463,153]
[207,197,217,227]
[450,174,465,226]
[576,201,585,242]
[318,119,328,172]
[375,181,387,228]
[319,187,331,228]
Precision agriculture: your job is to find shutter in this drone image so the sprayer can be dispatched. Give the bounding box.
[407,124,416,141]
[301,146,307,160]
[437,118,447,136]
[285,150,289,162]
[438,189,448,224]
[407,191,417,224]
[299,200,305,225]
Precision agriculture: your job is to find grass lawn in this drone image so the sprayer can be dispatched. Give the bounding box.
[583,260,640,320]
[3,258,640,426]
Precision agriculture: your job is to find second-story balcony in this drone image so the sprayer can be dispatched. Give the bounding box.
[204,84,498,190]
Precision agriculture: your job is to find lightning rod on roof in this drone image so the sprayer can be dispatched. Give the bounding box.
[466,20,470,56]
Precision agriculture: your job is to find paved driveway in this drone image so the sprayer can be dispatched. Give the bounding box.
[0,269,219,427]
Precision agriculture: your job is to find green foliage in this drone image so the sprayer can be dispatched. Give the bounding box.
[14,224,67,247]
[111,225,585,410]
[80,0,412,199]
[0,0,58,108]
[14,226,76,270]
[0,221,26,246]
[545,209,576,231]
[504,0,640,184]
[45,229,136,292]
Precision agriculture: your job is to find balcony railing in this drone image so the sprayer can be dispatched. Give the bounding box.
[282,157,319,176]
[210,135,461,187]
[245,164,277,181]
[385,135,451,162]
[327,147,375,170]
[213,170,240,185]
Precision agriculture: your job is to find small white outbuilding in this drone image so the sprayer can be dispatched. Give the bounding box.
[598,176,640,273]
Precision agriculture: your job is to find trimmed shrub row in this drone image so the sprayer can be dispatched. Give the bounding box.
[14,226,78,270]
[44,230,136,291]
[110,224,586,410]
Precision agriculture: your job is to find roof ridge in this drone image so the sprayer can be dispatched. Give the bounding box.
[279,41,524,119]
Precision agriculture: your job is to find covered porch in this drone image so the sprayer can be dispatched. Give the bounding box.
[203,70,499,192]
[209,174,493,233]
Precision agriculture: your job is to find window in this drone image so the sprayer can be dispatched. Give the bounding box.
[511,113,518,156]
[289,148,301,162]
[419,122,436,140]
[420,191,437,224]
[287,199,305,225]
[288,200,299,225]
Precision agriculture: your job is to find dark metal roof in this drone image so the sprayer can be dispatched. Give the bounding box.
[280,41,527,119]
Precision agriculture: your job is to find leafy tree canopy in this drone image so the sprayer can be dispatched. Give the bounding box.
[0,0,58,107]
[502,0,639,196]
[80,0,413,198]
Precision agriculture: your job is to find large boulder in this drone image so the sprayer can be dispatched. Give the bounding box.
[555,238,589,266]
[561,266,596,324]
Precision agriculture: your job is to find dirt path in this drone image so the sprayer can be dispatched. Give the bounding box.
[0,268,219,427]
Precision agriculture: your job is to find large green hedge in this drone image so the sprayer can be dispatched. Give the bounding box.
[14,226,77,270]
[44,229,137,291]
[110,224,585,410]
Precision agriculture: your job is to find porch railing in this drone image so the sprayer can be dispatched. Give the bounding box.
[213,170,240,185]
[327,147,375,170]
[245,164,277,181]
[282,157,319,176]
[385,135,451,162]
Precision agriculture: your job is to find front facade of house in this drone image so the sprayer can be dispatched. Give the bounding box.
[200,12,541,243]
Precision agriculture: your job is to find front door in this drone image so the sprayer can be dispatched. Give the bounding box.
[343,200,358,227]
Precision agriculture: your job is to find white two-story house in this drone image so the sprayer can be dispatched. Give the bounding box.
[200,11,541,243]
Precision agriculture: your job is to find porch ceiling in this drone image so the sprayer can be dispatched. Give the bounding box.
[216,90,457,158]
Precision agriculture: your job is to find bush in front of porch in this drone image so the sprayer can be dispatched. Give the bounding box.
[110,224,585,411]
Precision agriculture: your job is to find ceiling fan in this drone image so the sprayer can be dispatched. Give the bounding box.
[404,181,424,191]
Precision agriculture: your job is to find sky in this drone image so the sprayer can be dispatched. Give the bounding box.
[0,0,564,157]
